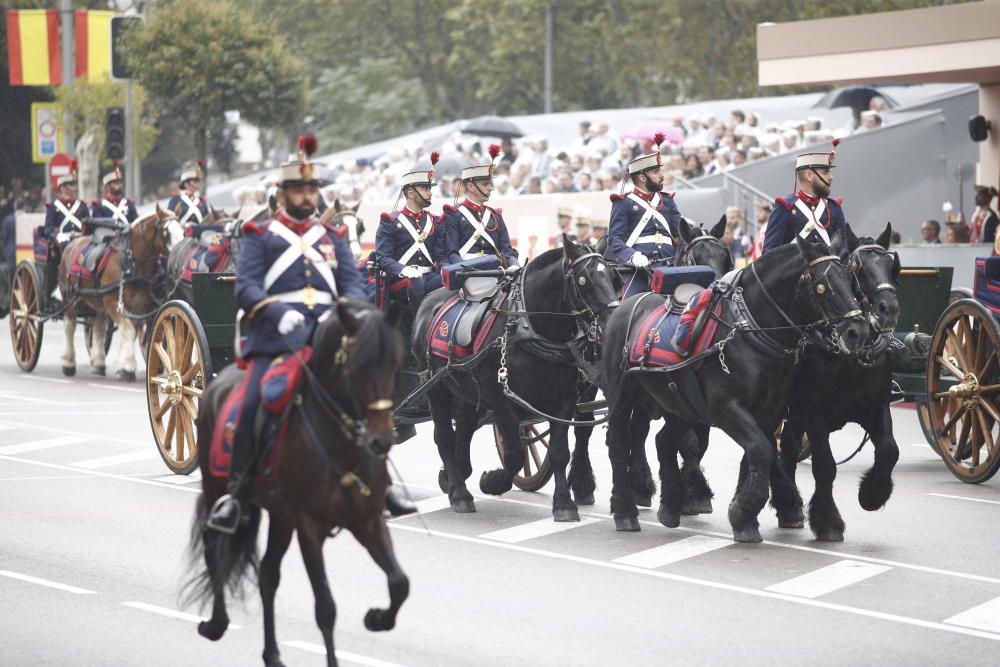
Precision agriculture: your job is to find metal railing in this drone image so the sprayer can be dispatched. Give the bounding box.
[720,170,773,240]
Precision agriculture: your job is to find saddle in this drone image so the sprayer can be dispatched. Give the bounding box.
[628,286,723,368]
[429,290,508,360]
[68,229,117,282]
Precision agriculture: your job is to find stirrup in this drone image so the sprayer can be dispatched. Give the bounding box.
[206,494,242,535]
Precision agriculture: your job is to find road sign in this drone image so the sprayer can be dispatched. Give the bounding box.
[31,103,62,164]
[48,153,72,191]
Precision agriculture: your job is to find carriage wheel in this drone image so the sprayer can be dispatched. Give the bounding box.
[493,424,553,492]
[916,401,938,453]
[146,301,211,475]
[926,299,1000,484]
[9,261,43,372]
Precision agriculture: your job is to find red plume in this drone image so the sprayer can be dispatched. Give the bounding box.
[297,134,318,158]
[832,138,841,148]
[112,159,119,168]
[196,159,205,168]
[488,144,501,160]
[430,151,440,166]
[653,131,666,148]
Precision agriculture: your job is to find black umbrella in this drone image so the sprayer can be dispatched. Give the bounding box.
[460,115,524,139]
[812,86,899,111]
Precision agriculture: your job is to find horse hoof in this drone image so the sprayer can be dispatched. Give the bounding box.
[635,495,653,508]
[732,526,763,543]
[553,506,580,522]
[777,507,805,528]
[814,528,845,542]
[681,497,713,515]
[115,369,136,383]
[264,655,287,667]
[92,365,106,377]
[778,519,805,529]
[479,470,512,496]
[451,497,476,514]
[614,515,641,532]
[574,492,595,506]
[437,468,449,494]
[197,619,227,641]
[656,504,681,528]
[364,608,395,632]
[62,365,76,377]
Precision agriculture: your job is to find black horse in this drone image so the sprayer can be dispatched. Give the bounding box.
[776,223,901,541]
[603,236,868,542]
[568,216,733,508]
[413,236,620,521]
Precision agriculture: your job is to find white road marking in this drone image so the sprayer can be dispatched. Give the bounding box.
[766,560,891,599]
[411,494,453,515]
[283,641,405,667]
[0,570,95,594]
[122,601,241,628]
[20,375,72,384]
[0,435,85,455]
[87,383,144,394]
[945,596,1000,634]
[0,410,147,416]
[0,423,13,431]
[480,517,599,544]
[70,450,161,469]
[0,418,147,446]
[928,492,1000,506]
[0,455,200,494]
[391,524,1000,643]
[153,470,202,484]
[0,392,63,405]
[613,535,732,568]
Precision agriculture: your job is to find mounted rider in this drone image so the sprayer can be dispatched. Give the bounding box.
[167,161,209,226]
[43,159,91,247]
[762,139,846,256]
[442,144,520,269]
[374,151,444,304]
[207,135,412,534]
[604,133,682,297]
[92,164,138,227]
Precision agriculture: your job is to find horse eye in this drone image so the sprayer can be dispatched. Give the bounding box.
[816,283,827,295]
[578,276,587,286]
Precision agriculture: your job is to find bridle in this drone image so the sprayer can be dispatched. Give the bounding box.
[561,251,621,320]
[847,242,898,334]
[676,233,734,273]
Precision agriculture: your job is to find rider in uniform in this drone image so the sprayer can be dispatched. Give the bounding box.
[167,162,210,226]
[604,133,681,297]
[207,136,412,533]
[92,165,139,227]
[43,160,91,247]
[442,144,520,268]
[374,152,443,304]
[762,139,846,255]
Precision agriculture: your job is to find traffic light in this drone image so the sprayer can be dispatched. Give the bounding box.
[105,107,125,160]
[110,16,143,81]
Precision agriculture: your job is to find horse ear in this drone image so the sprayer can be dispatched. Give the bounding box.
[334,198,343,213]
[876,222,892,250]
[845,223,859,251]
[384,302,403,329]
[173,203,183,217]
[155,203,162,216]
[709,215,727,239]
[794,234,818,262]
[829,232,843,256]
[351,201,360,213]
[268,194,278,212]
[337,301,362,336]
[678,218,695,243]
[562,233,580,257]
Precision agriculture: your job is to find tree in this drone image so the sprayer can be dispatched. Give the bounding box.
[123,0,306,168]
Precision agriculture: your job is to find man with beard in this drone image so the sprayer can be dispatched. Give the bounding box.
[43,159,90,247]
[762,139,846,257]
[604,132,682,297]
[167,162,209,225]
[92,164,138,227]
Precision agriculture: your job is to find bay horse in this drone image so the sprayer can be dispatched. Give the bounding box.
[58,206,183,380]
[603,237,868,542]
[188,301,406,667]
[775,223,901,540]
[412,236,620,521]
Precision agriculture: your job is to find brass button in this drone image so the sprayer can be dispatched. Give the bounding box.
[305,269,312,277]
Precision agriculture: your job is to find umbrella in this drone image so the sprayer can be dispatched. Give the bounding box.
[426,153,465,179]
[460,115,524,139]
[620,124,684,145]
[812,86,898,111]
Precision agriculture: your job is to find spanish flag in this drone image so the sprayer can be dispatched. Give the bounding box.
[74,10,115,81]
[5,10,62,86]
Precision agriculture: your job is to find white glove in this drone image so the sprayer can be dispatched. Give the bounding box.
[630,253,650,268]
[400,266,422,279]
[277,309,306,335]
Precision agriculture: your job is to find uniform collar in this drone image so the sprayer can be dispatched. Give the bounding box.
[278,209,313,235]
[796,190,820,207]
[60,197,78,206]
[401,206,425,220]
[104,194,123,205]
[462,198,485,213]
[631,187,655,202]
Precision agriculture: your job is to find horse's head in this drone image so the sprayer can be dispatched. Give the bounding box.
[845,222,900,333]
[136,205,184,258]
[793,234,868,355]
[313,300,405,454]
[561,234,620,320]
[676,216,734,278]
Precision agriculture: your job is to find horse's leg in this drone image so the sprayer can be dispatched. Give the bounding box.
[297,519,339,667]
[111,312,138,382]
[628,405,656,507]
[680,423,714,515]
[654,418,692,528]
[453,405,479,483]
[769,427,805,529]
[549,413,579,522]
[196,530,231,641]
[61,309,77,376]
[568,382,598,505]
[721,411,776,543]
[479,399,522,497]
[429,387,474,513]
[260,514,295,667]
[858,405,899,511]
[608,399,639,532]
[807,430,845,541]
[89,312,109,376]
[355,517,410,632]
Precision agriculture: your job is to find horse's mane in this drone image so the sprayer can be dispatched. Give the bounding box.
[525,246,564,273]
[312,302,402,380]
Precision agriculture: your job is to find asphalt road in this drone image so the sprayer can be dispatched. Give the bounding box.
[2,322,999,667]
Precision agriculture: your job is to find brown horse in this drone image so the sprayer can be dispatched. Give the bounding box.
[58,206,184,380]
[188,301,408,667]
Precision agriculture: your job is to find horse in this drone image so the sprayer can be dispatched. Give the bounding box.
[188,301,406,667]
[58,206,184,380]
[412,236,620,521]
[325,199,366,261]
[567,216,733,508]
[603,236,868,542]
[775,223,901,540]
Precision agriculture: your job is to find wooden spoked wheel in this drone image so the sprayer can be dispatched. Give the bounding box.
[493,424,553,492]
[9,261,43,372]
[916,401,938,453]
[926,299,1000,484]
[146,301,211,475]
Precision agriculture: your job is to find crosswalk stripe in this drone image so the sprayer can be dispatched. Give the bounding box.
[153,470,202,484]
[409,495,453,516]
[613,535,731,568]
[0,435,85,455]
[70,450,160,469]
[766,559,891,598]
[945,595,1000,633]
[122,601,241,628]
[0,570,95,594]
[0,392,62,405]
[480,517,599,544]
[282,641,405,667]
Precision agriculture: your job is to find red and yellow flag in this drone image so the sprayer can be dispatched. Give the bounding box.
[75,10,115,81]
[6,9,62,86]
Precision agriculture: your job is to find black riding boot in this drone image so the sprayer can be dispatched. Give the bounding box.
[385,487,417,516]
[207,436,256,534]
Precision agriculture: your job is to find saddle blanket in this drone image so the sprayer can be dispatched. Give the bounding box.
[628,288,721,367]
[428,292,507,361]
[67,240,116,281]
[974,258,1000,315]
[180,242,231,284]
[208,348,312,480]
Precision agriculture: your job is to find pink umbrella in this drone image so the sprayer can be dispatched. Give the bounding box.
[620,124,684,146]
